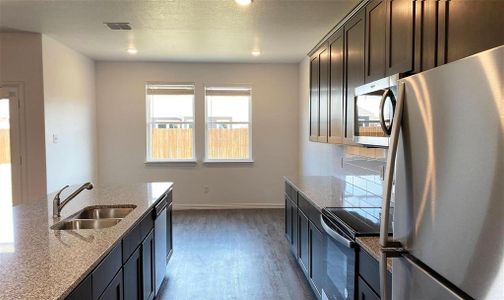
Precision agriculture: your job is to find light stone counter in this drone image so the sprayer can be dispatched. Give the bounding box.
[284,175,383,210]
[0,182,173,300]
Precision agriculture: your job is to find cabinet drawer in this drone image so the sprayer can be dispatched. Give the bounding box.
[122,208,154,263]
[285,182,297,204]
[358,247,391,299]
[92,243,122,300]
[297,194,323,232]
[358,275,380,300]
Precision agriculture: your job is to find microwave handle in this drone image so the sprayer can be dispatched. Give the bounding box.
[379,88,396,136]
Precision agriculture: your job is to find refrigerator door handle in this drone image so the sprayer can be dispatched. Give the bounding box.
[379,81,406,300]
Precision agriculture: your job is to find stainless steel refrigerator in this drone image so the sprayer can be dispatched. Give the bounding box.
[379,46,504,299]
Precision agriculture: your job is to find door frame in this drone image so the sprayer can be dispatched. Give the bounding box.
[0,82,27,205]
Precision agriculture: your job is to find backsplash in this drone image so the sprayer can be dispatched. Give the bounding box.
[335,145,387,208]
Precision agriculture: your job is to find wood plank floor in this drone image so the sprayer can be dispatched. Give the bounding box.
[157,209,316,300]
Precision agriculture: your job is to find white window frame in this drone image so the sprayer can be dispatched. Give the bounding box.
[204,85,253,163]
[145,82,196,163]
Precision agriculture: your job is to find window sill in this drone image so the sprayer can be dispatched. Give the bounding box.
[145,160,198,165]
[203,159,254,164]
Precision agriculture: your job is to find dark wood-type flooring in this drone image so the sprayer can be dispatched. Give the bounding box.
[157,209,315,300]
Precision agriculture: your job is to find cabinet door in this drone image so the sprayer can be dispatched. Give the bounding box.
[357,276,380,300]
[328,28,345,144]
[365,0,387,82]
[66,275,92,300]
[344,8,366,141]
[123,247,142,300]
[98,269,123,300]
[142,230,155,300]
[414,0,439,72]
[386,0,415,75]
[318,45,329,143]
[285,196,292,242]
[297,209,310,276]
[290,198,298,256]
[437,0,504,65]
[310,222,325,298]
[309,55,320,142]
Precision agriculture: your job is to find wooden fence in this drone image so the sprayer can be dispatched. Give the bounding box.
[0,129,10,164]
[151,128,249,160]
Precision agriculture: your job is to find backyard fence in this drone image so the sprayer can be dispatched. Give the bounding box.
[0,129,9,164]
[151,128,249,160]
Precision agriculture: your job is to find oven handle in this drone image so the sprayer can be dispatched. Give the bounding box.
[320,215,354,248]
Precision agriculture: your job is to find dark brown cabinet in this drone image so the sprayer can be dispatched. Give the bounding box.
[123,247,142,300]
[358,276,380,300]
[99,269,123,300]
[365,0,387,82]
[310,45,330,143]
[142,230,155,300]
[310,222,325,298]
[385,0,415,75]
[297,210,310,276]
[344,8,366,141]
[437,0,504,65]
[328,28,345,144]
[309,55,320,142]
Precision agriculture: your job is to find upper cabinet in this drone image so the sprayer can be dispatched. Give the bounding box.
[308,0,503,144]
[309,45,330,143]
[344,8,366,142]
[328,28,345,144]
[437,0,504,65]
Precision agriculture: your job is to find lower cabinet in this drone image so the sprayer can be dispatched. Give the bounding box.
[66,275,92,300]
[99,269,124,300]
[142,230,156,300]
[297,209,310,276]
[358,276,380,300]
[123,247,142,300]
[310,223,325,298]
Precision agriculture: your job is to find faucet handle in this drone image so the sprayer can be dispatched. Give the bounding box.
[55,185,70,200]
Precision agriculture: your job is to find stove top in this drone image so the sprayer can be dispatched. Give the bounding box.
[322,206,393,239]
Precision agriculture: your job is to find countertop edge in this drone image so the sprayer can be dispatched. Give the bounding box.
[356,236,393,272]
[283,176,323,212]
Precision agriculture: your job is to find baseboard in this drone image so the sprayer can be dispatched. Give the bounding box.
[173,203,284,210]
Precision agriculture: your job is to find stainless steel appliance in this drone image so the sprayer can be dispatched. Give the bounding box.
[353,75,399,147]
[379,46,504,300]
[321,207,391,299]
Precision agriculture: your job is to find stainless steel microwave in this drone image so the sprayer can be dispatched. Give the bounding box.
[353,75,399,147]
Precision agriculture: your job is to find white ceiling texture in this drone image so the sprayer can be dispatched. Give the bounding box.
[0,0,359,62]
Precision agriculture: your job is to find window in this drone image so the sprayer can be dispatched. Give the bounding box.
[205,86,252,162]
[146,83,195,162]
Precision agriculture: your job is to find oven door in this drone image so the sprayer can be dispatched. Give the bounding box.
[321,215,357,300]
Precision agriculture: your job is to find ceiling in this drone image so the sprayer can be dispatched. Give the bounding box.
[0,0,359,63]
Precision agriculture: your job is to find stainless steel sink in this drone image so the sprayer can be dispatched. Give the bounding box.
[51,218,122,230]
[51,205,136,230]
[71,206,135,220]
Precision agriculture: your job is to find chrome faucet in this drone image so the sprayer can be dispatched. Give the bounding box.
[53,182,94,218]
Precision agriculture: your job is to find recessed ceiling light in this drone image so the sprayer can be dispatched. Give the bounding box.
[252,50,261,56]
[127,48,138,55]
[235,0,253,6]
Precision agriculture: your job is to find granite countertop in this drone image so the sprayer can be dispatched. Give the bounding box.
[284,175,383,211]
[0,182,173,300]
[356,236,393,272]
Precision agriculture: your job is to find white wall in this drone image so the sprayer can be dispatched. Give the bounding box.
[96,62,299,209]
[0,32,47,202]
[42,35,98,193]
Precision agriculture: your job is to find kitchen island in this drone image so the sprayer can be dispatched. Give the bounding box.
[0,182,173,300]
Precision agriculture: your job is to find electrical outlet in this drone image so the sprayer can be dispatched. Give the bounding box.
[52,134,59,144]
[203,185,210,194]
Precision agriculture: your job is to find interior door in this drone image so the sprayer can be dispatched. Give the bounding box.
[0,86,22,205]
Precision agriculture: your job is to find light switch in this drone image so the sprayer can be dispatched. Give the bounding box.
[52,134,59,144]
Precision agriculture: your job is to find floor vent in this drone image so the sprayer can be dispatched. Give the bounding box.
[104,22,132,30]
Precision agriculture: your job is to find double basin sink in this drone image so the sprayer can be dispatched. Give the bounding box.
[51,205,136,230]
